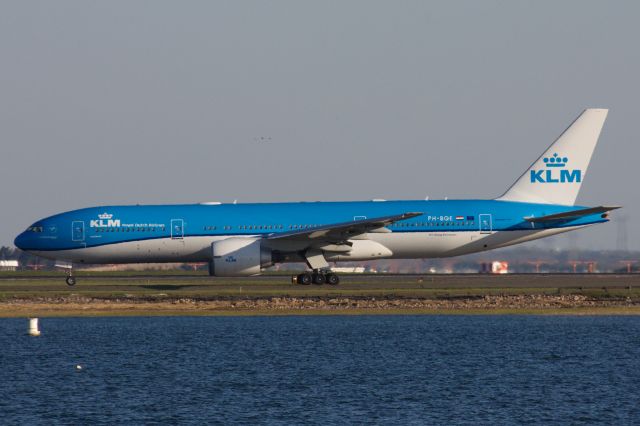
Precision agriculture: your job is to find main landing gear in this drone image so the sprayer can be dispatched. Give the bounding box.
[295,249,339,285]
[293,270,340,285]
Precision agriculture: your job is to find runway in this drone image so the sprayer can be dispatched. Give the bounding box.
[0,272,638,292]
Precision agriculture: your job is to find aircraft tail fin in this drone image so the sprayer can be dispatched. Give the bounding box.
[497,108,608,206]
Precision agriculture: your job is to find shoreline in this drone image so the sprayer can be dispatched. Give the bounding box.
[2,294,640,317]
[3,273,640,317]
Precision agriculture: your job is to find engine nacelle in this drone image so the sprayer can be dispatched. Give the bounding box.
[209,237,273,276]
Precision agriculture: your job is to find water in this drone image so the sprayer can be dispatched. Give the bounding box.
[1,316,639,425]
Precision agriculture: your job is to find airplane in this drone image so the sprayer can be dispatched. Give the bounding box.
[14,109,619,286]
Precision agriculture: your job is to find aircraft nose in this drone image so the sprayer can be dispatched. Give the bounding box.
[14,232,27,250]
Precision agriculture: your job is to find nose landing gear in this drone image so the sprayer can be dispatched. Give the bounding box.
[56,261,76,286]
[65,274,76,286]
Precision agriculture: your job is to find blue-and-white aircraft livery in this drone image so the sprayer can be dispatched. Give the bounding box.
[15,109,619,285]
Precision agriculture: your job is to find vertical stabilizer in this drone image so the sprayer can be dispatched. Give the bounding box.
[497,108,608,206]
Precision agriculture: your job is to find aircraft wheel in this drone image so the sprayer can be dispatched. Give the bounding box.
[66,276,76,286]
[326,273,340,285]
[312,272,325,285]
[297,273,312,285]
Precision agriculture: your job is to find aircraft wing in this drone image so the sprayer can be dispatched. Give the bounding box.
[524,206,621,222]
[266,212,423,242]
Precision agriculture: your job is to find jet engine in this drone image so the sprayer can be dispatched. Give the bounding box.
[208,237,273,276]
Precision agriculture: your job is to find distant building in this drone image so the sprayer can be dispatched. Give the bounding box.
[479,261,509,274]
[491,261,509,274]
[0,260,19,271]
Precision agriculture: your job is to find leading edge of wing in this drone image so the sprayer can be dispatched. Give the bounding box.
[266,212,423,240]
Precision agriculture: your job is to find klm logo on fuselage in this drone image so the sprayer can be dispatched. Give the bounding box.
[90,212,121,228]
[530,153,581,183]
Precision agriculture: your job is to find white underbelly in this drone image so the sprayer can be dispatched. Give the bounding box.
[369,231,486,258]
[32,236,225,264]
[369,225,589,258]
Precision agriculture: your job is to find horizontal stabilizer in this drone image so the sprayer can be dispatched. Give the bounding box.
[524,206,621,222]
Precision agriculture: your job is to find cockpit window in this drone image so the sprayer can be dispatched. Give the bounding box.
[27,226,44,233]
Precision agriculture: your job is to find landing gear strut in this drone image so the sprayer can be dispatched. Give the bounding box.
[293,270,340,286]
[56,261,76,286]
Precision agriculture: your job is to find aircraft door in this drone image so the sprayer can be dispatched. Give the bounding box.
[171,219,184,240]
[479,214,492,234]
[72,221,85,242]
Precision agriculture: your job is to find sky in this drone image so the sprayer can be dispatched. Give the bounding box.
[1,1,638,250]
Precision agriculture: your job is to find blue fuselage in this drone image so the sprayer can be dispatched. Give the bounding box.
[15,199,607,262]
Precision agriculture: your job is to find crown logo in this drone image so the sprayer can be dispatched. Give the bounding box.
[98,212,113,220]
[543,153,568,168]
